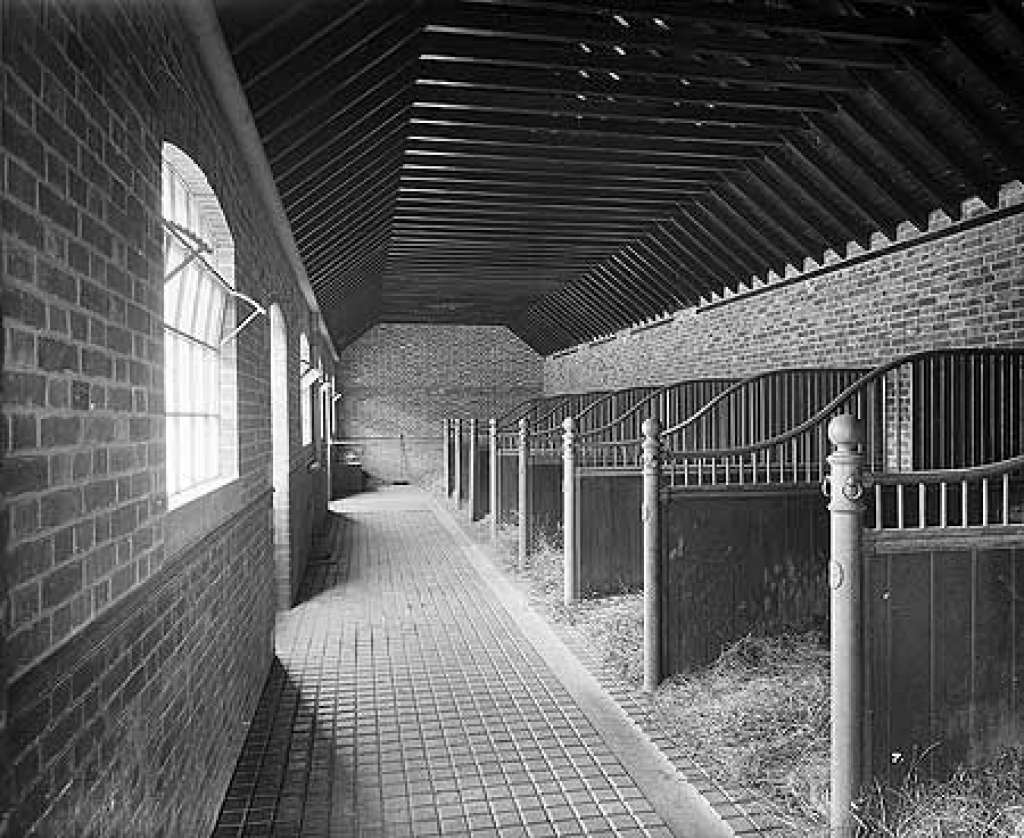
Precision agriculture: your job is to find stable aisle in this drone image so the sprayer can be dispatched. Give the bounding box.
[211,487,729,837]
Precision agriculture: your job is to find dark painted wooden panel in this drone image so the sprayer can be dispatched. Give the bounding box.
[331,446,366,498]
[865,541,1023,784]
[459,436,470,501]
[931,551,973,777]
[472,447,490,521]
[660,488,829,674]
[864,550,891,780]
[497,452,518,526]
[530,462,562,544]
[886,553,934,779]
[973,550,1015,761]
[577,473,643,595]
[446,429,454,495]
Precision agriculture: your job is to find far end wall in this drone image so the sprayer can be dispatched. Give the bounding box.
[545,191,1024,392]
[338,324,543,487]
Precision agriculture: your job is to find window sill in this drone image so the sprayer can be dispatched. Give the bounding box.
[165,476,244,560]
[168,474,237,511]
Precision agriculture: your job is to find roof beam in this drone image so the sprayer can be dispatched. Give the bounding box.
[424,10,904,69]
[488,1,943,43]
[415,59,837,111]
[420,33,868,91]
[411,82,810,130]
[408,106,786,146]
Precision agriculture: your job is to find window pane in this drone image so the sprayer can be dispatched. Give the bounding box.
[195,273,211,343]
[166,418,177,497]
[207,286,226,345]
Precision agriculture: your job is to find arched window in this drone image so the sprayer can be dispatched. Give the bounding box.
[299,332,313,446]
[161,143,238,506]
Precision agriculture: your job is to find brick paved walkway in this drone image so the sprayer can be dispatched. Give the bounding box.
[211,488,728,837]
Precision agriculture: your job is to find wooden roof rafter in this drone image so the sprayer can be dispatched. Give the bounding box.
[213,0,1024,352]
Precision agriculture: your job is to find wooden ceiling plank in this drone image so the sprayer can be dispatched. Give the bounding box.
[289,150,404,230]
[935,23,1024,107]
[393,193,663,214]
[572,268,647,325]
[397,169,714,192]
[900,51,1024,176]
[402,147,749,172]
[266,70,412,168]
[668,208,760,280]
[608,249,682,311]
[420,32,867,91]
[416,59,837,111]
[280,110,409,201]
[424,10,902,69]
[307,238,390,287]
[725,170,828,260]
[320,223,394,271]
[706,190,791,272]
[653,216,746,288]
[831,96,955,214]
[618,242,703,304]
[632,229,720,301]
[285,128,407,217]
[498,1,940,43]
[754,152,858,250]
[803,115,928,228]
[593,261,668,316]
[396,182,703,205]
[408,108,785,148]
[404,128,764,162]
[386,240,609,257]
[301,201,396,266]
[251,4,420,121]
[782,135,891,239]
[310,245,389,293]
[553,282,625,335]
[262,50,417,155]
[411,83,808,130]
[858,71,997,203]
[292,171,400,248]
[525,302,588,348]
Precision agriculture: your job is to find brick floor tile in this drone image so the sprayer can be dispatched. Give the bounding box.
[210,490,721,838]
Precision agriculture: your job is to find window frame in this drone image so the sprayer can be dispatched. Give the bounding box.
[161,144,239,509]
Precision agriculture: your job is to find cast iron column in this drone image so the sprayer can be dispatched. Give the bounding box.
[826,414,865,837]
[489,418,498,540]
[562,417,577,606]
[517,417,530,570]
[642,417,662,693]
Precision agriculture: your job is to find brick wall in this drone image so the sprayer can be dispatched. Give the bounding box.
[544,188,1024,393]
[337,323,543,486]
[1,2,330,834]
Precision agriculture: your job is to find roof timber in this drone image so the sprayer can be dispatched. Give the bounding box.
[423,10,906,69]
[213,0,1024,353]
[414,61,839,111]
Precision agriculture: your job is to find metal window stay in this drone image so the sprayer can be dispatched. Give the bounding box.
[162,217,267,346]
[300,358,323,387]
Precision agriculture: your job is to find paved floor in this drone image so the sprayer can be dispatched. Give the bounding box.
[211,487,728,837]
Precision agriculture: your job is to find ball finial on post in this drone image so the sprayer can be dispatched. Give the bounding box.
[828,413,864,451]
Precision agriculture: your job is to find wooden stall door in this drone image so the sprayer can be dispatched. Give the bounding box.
[575,472,644,596]
[864,535,1024,784]
[660,487,829,674]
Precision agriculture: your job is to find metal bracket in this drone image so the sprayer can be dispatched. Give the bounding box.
[162,217,267,346]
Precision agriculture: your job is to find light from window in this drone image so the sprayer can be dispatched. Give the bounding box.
[162,143,237,505]
[300,332,312,446]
